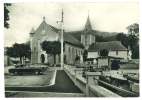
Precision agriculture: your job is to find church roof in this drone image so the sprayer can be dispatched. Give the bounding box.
[66,31,82,41]
[88,41,127,52]
[48,24,59,33]
[64,33,84,48]
[84,15,92,32]
[31,17,84,48]
[35,20,59,35]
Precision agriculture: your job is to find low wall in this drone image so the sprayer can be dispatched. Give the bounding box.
[64,66,86,93]
[64,65,121,97]
[89,85,120,97]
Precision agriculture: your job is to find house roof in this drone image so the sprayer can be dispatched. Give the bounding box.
[95,56,123,59]
[88,41,127,52]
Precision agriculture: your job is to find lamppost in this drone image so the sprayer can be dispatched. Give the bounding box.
[57,9,64,69]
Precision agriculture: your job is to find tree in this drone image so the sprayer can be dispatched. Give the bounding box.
[128,34,138,50]
[4,3,11,28]
[127,23,139,37]
[131,45,139,59]
[127,23,139,59]
[6,43,31,64]
[6,47,17,58]
[41,41,61,64]
[116,33,129,48]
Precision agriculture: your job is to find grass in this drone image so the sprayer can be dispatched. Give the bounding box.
[5,70,55,87]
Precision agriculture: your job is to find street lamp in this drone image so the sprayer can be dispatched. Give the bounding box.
[57,9,64,69]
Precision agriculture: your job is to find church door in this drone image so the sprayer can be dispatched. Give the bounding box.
[40,54,45,63]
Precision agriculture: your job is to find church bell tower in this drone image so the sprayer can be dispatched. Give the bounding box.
[81,14,95,49]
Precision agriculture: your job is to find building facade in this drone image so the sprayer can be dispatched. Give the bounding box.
[30,15,130,65]
[30,17,84,65]
[87,41,131,61]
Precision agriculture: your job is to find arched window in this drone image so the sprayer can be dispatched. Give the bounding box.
[72,48,74,53]
[68,47,70,52]
[76,49,78,55]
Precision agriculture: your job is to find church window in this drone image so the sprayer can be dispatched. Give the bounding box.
[76,49,78,55]
[68,47,70,52]
[68,47,71,55]
[85,35,88,45]
[72,48,74,53]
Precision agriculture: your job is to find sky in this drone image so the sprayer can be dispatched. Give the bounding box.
[4,2,139,47]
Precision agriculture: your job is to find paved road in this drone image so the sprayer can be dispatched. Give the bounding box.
[6,91,85,97]
[5,70,82,93]
[50,70,82,93]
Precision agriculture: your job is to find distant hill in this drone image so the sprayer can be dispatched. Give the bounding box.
[66,30,120,42]
[92,30,119,37]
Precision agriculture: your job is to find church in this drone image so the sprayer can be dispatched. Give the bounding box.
[29,15,130,65]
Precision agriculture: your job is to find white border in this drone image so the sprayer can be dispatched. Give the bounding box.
[0,0,141,100]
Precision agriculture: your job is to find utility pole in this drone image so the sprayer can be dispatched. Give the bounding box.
[57,9,64,69]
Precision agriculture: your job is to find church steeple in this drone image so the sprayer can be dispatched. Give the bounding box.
[84,14,92,32]
[81,13,95,49]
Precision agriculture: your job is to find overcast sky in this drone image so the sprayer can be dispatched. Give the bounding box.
[4,2,139,47]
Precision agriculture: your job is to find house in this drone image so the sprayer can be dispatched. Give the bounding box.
[96,56,123,70]
[87,41,131,61]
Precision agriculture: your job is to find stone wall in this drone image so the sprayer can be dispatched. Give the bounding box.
[64,65,120,97]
